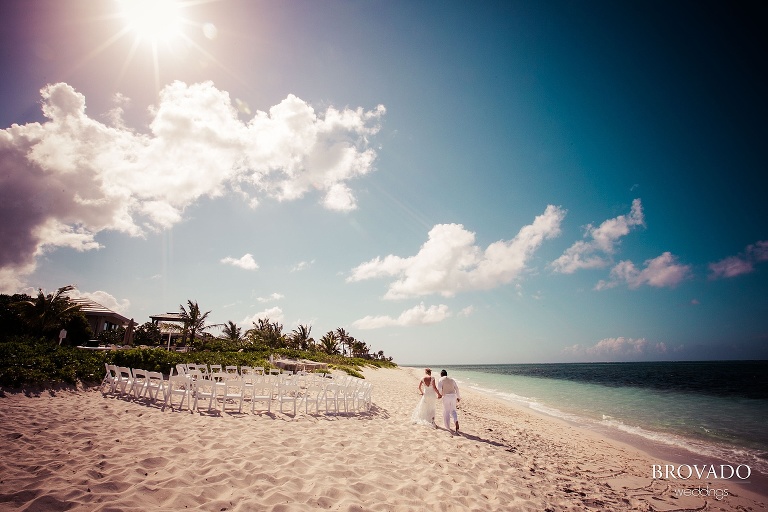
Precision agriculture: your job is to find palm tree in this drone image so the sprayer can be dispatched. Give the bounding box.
[319,331,340,355]
[350,338,369,358]
[335,327,350,357]
[290,324,314,351]
[221,321,243,345]
[178,300,216,347]
[244,317,286,349]
[16,284,80,339]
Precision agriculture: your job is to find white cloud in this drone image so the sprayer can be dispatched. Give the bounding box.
[0,81,384,282]
[0,263,36,293]
[458,305,475,317]
[595,252,691,290]
[242,306,284,326]
[65,288,131,315]
[563,337,668,360]
[220,253,259,270]
[708,240,768,279]
[348,205,566,299]
[551,199,644,274]
[352,303,451,329]
[323,183,358,211]
[291,260,315,272]
[255,292,284,303]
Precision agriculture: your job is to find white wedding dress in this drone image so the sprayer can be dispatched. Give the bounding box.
[411,377,437,426]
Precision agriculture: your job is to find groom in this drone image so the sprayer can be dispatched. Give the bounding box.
[437,369,460,434]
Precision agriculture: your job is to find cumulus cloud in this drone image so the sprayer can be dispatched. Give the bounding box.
[595,252,692,290]
[66,288,131,315]
[709,240,768,279]
[551,199,644,273]
[562,337,668,360]
[352,303,451,329]
[0,265,35,294]
[347,205,566,299]
[242,306,284,326]
[0,81,384,289]
[220,253,259,270]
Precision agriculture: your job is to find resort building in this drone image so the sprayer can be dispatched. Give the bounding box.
[69,297,131,337]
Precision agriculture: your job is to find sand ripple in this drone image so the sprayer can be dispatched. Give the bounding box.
[0,367,765,511]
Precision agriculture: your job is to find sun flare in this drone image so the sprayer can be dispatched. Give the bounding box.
[117,0,183,43]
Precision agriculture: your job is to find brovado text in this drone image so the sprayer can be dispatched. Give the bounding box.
[652,464,751,480]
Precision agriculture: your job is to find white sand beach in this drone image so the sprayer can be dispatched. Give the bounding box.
[1,366,765,511]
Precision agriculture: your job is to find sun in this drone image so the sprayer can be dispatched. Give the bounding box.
[117,0,184,43]
[75,0,223,94]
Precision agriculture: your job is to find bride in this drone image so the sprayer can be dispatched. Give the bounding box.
[411,368,442,427]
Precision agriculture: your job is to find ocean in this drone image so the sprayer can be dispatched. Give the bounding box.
[439,361,768,479]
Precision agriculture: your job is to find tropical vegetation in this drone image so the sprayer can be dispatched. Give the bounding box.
[0,289,396,390]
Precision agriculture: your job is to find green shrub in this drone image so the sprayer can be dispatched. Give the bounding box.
[0,336,105,387]
[0,336,394,389]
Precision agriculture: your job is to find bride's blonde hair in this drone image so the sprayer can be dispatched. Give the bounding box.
[425,368,432,375]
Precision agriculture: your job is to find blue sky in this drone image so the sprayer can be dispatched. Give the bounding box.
[1,0,766,364]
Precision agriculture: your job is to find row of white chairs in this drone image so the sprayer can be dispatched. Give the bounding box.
[100,364,372,416]
[175,363,310,381]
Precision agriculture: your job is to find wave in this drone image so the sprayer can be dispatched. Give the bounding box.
[458,377,768,477]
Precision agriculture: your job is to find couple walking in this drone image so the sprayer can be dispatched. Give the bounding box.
[411,368,461,434]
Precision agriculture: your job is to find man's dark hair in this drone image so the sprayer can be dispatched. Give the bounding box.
[440,369,447,377]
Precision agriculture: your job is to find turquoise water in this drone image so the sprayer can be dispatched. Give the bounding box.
[439,363,768,476]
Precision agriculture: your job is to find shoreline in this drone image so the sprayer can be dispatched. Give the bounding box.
[402,366,767,505]
[0,366,765,510]
[424,366,768,498]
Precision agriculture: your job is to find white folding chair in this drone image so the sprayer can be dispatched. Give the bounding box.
[276,382,300,415]
[165,374,191,411]
[100,364,119,394]
[338,380,359,413]
[129,369,149,399]
[253,366,265,375]
[294,372,308,388]
[247,375,273,414]
[115,366,135,396]
[192,377,216,412]
[304,381,326,414]
[323,383,340,414]
[216,376,245,413]
[196,365,210,380]
[225,365,240,377]
[210,364,226,382]
[354,381,373,412]
[145,371,166,402]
